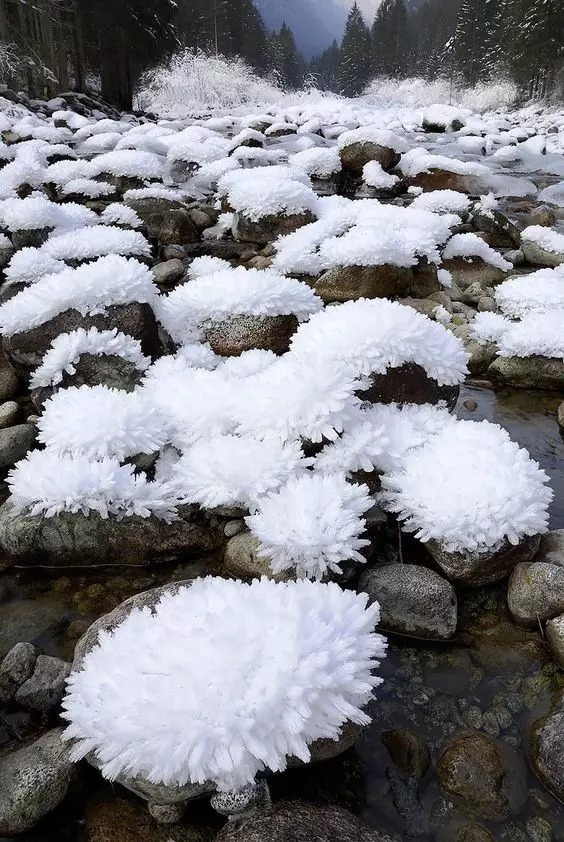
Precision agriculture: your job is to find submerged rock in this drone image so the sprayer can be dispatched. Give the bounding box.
[426,534,540,587]
[537,529,564,566]
[0,502,223,567]
[0,728,74,835]
[359,563,457,639]
[508,561,564,628]
[86,796,215,842]
[487,355,564,391]
[381,729,430,779]
[216,801,393,842]
[530,708,564,802]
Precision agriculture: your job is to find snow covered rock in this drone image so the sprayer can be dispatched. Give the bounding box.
[312,264,422,304]
[398,149,487,194]
[422,105,466,133]
[359,563,457,640]
[338,127,407,176]
[426,533,541,588]
[0,728,74,835]
[521,226,564,267]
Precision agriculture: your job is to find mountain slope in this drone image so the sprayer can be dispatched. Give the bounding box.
[255,0,347,59]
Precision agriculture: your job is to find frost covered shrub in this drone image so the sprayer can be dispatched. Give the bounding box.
[247,474,372,579]
[37,385,170,461]
[0,255,157,336]
[169,435,312,509]
[157,265,323,345]
[62,576,386,790]
[380,419,552,554]
[290,298,469,385]
[8,450,176,520]
[218,166,318,221]
[472,311,564,359]
[493,266,564,317]
[30,328,151,390]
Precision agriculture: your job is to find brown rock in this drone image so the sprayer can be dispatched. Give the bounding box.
[86,796,215,842]
[144,210,199,246]
[426,534,541,587]
[382,729,430,779]
[233,211,315,245]
[202,314,298,356]
[340,141,400,176]
[358,362,459,410]
[312,264,415,304]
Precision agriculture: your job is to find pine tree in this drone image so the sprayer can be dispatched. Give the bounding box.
[337,2,372,96]
[310,41,341,91]
[511,0,564,98]
[371,0,409,77]
[267,22,305,89]
[451,0,511,86]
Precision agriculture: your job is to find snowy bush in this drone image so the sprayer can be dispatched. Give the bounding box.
[380,419,552,554]
[157,265,323,345]
[37,385,169,461]
[0,255,157,336]
[169,435,312,509]
[247,474,372,579]
[30,327,151,390]
[8,450,176,520]
[362,77,518,111]
[218,166,318,221]
[62,576,387,790]
[290,299,469,385]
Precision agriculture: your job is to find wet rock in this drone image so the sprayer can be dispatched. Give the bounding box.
[152,258,186,287]
[406,170,483,195]
[537,529,564,566]
[340,141,400,176]
[0,728,74,835]
[521,238,564,269]
[472,209,522,249]
[463,399,477,411]
[382,729,430,778]
[530,708,564,802]
[477,296,496,312]
[488,356,564,391]
[436,732,526,820]
[3,302,161,376]
[358,362,460,411]
[15,655,71,712]
[0,501,223,567]
[442,257,507,290]
[427,534,541,587]
[359,563,457,639]
[0,597,67,657]
[0,641,39,704]
[0,423,36,468]
[313,264,415,304]
[508,562,564,628]
[525,816,553,842]
[125,197,188,220]
[530,206,556,228]
[465,339,497,376]
[223,532,289,580]
[0,365,19,400]
[145,209,199,246]
[386,765,430,837]
[216,801,392,842]
[0,400,19,428]
[454,824,495,842]
[232,211,315,245]
[86,796,215,842]
[202,314,298,357]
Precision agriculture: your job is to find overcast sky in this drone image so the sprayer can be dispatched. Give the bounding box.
[334,0,380,21]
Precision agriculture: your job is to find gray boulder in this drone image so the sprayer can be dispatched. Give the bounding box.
[340,141,400,175]
[537,529,564,566]
[0,365,19,400]
[359,563,457,639]
[546,614,564,668]
[232,211,315,245]
[0,641,39,704]
[312,264,416,304]
[202,314,298,356]
[0,501,224,567]
[152,258,186,287]
[488,355,564,391]
[0,423,36,468]
[216,802,394,842]
[0,728,74,835]
[508,561,564,628]
[521,237,564,268]
[15,655,71,712]
[144,209,199,246]
[530,708,564,801]
[0,400,19,428]
[442,257,507,290]
[426,534,540,587]
[223,532,289,581]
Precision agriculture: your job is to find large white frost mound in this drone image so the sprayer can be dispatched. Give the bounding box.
[521,225,564,255]
[218,166,318,221]
[442,232,511,270]
[381,419,552,553]
[62,576,386,791]
[42,225,151,262]
[247,474,372,579]
[472,311,564,359]
[493,266,564,317]
[290,298,469,385]
[337,126,408,153]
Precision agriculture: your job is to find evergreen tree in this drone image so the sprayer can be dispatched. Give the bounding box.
[511,0,564,98]
[310,41,341,91]
[372,0,409,77]
[450,0,509,86]
[337,2,372,96]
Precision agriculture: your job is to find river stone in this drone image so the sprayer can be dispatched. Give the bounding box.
[436,732,526,820]
[339,141,400,176]
[0,641,39,704]
[2,302,160,376]
[558,403,564,430]
[202,314,298,356]
[0,400,19,428]
[546,615,564,668]
[472,209,522,249]
[232,211,316,245]
[144,209,199,246]
[312,264,415,303]
[15,655,71,712]
[359,563,457,639]
[508,561,564,628]
[406,170,484,194]
[125,197,188,220]
[358,362,460,411]
[86,796,215,842]
[223,532,289,581]
[537,529,564,566]
[426,534,541,587]
[442,257,507,290]
[381,729,430,779]
[152,258,185,287]
[487,355,564,391]
[0,501,223,567]
[530,709,564,801]
[0,364,19,400]
[0,728,74,835]
[0,423,36,468]
[521,238,564,268]
[465,339,497,376]
[30,353,144,410]
[216,802,393,842]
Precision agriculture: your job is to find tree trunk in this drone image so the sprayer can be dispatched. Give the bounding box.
[100,28,132,109]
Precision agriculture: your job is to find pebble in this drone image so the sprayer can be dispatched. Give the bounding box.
[0,400,19,428]
[0,423,36,468]
[0,366,19,401]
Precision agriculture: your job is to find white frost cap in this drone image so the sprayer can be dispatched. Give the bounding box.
[37,384,170,461]
[398,148,488,178]
[4,247,66,285]
[7,450,177,521]
[30,327,151,390]
[42,225,151,261]
[472,310,564,359]
[521,225,564,255]
[0,196,97,232]
[89,149,165,180]
[290,146,341,178]
[362,161,399,189]
[247,473,372,580]
[410,190,471,215]
[169,435,312,509]
[62,576,387,791]
[156,265,323,345]
[380,419,552,554]
[217,166,318,221]
[442,233,511,271]
[337,126,408,154]
[0,255,157,336]
[290,298,469,385]
[493,265,564,317]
